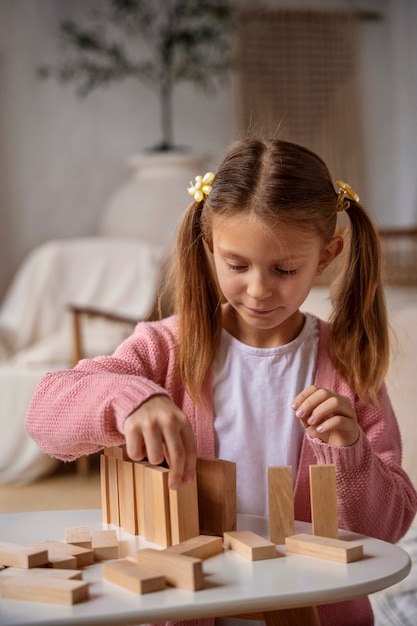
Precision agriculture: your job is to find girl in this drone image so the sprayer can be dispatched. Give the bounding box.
[26,139,417,626]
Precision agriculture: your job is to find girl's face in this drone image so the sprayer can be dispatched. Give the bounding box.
[210,213,342,348]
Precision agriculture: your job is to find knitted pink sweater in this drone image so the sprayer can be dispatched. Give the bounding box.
[25,316,417,626]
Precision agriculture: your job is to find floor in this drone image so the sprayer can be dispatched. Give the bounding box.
[0,457,101,514]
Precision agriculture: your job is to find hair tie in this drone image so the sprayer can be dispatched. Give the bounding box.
[187,172,215,203]
[335,180,359,212]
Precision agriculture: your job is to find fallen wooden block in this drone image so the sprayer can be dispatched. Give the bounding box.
[223,531,279,561]
[45,553,78,569]
[164,535,223,560]
[285,533,364,563]
[65,526,92,549]
[31,541,94,568]
[136,548,204,591]
[0,567,83,580]
[91,530,120,561]
[102,558,166,594]
[0,542,48,569]
[0,575,89,604]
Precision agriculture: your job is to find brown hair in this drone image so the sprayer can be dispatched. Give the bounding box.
[169,138,389,405]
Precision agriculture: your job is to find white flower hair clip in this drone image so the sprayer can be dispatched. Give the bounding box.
[187,172,215,203]
[335,180,360,212]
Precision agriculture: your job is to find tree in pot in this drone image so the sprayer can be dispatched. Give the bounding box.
[38,0,235,152]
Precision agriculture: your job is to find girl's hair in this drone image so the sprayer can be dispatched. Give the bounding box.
[169,138,389,406]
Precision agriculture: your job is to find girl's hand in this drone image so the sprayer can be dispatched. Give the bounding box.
[292,385,360,447]
[123,394,197,490]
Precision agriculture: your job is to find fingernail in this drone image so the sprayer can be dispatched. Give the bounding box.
[291,402,298,410]
[316,425,323,432]
[170,482,179,491]
[307,416,314,425]
[296,408,304,418]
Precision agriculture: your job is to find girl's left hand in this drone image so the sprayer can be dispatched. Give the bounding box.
[292,385,360,447]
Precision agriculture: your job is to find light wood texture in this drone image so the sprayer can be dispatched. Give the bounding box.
[45,553,78,569]
[100,454,110,524]
[285,533,364,563]
[223,531,280,561]
[309,465,339,539]
[0,575,89,605]
[107,456,120,527]
[136,548,204,591]
[91,530,120,561]
[102,558,166,594]
[117,459,138,535]
[103,445,128,460]
[169,478,200,544]
[165,535,223,560]
[234,607,321,626]
[268,466,295,545]
[0,542,48,569]
[133,460,149,537]
[64,526,92,548]
[31,541,94,568]
[144,465,171,547]
[196,457,237,536]
[0,567,83,580]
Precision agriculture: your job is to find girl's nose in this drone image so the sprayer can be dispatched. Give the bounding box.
[247,272,272,300]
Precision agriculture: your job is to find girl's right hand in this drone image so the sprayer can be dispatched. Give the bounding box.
[123,394,197,491]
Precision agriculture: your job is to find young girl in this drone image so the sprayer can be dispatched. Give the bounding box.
[26,139,417,626]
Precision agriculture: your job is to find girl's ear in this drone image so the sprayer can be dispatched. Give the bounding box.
[316,236,344,276]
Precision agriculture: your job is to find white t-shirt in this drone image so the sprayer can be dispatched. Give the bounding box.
[212,313,319,519]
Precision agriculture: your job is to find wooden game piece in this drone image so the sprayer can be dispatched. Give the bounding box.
[0,542,48,569]
[309,464,339,539]
[104,444,128,459]
[31,541,94,568]
[223,530,279,561]
[0,575,89,604]
[268,466,295,544]
[100,453,110,524]
[117,458,138,535]
[65,526,92,548]
[107,455,120,527]
[136,548,204,591]
[134,460,149,537]
[45,553,78,569]
[91,530,120,561]
[285,533,364,563]
[164,535,223,560]
[102,558,166,594]
[144,465,172,547]
[169,478,200,545]
[196,457,237,536]
[0,567,83,580]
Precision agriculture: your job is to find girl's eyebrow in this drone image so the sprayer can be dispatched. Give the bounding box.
[218,247,310,263]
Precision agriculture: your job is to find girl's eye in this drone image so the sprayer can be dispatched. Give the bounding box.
[277,268,297,276]
[228,264,246,271]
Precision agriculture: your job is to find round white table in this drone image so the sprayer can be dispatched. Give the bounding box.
[0,509,411,626]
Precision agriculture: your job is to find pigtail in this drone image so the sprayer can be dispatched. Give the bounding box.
[329,201,389,404]
[173,200,222,406]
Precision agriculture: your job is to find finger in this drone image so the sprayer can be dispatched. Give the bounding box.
[291,385,319,411]
[293,387,330,422]
[123,419,147,461]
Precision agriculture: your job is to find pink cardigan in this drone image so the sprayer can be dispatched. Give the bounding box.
[25,316,417,626]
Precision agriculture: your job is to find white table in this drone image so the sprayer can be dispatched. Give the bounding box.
[0,509,411,626]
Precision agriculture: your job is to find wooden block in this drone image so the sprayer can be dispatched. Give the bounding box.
[134,461,149,537]
[136,548,204,591]
[31,541,94,568]
[46,553,78,569]
[102,558,165,594]
[0,567,83,580]
[91,530,120,561]
[196,457,236,536]
[309,465,339,539]
[268,466,295,544]
[164,535,223,560]
[0,576,89,604]
[118,459,138,535]
[65,526,92,548]
[0,542,48,569]
[169,478,200,544]
[107,455,120,527]
[144,465,171,547]
[223,530,279,561]
[285,533,363,563]
[104,445,128,459]
[100,453,110,524]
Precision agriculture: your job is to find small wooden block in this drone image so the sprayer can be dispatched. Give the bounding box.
[91,530,120,561]
[46,553,78,569]
[169,478,200,545]
[65,526,92,548]
[107,455,120,527]
[285,533,364,563]
[102,558,165,594]
[100,453,110,524]
[32,541,94,568]
[196,457,237,536]
[309,465,339,539]
[104,445,128,459]
[144,465,171,547]
[224,530,279,561]
[0,542,48,569]
[118,459,138,535]
[0,576,89,604]
[268,466,295,544]
[164,535,223,560]
[0,567,83,580]
[136,548,204,591]
[134,461,149,537]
